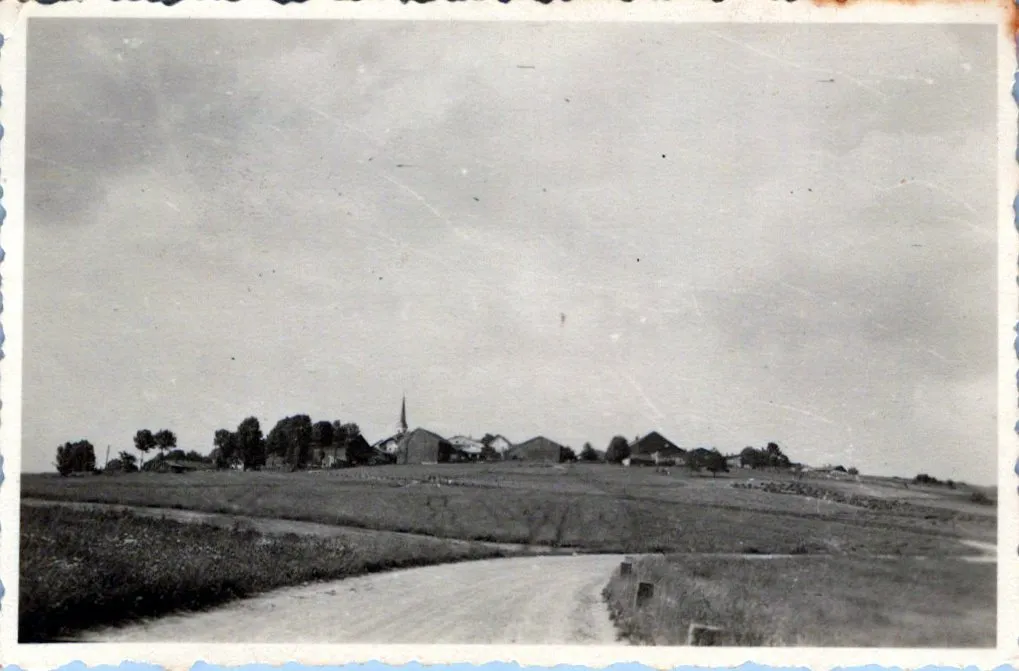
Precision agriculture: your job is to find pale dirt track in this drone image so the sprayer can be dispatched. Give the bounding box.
[82,554,627,644]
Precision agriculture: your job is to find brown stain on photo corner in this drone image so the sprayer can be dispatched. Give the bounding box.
[809,0,1018,40]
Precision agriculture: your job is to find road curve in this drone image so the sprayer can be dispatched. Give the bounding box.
[82,554,628,644]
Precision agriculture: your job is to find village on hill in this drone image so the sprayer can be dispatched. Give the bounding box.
[58,396,868,482]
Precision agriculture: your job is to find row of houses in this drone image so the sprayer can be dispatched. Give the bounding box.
[359,427,725,468]
[322,427,739,468]
[262,401,746,469]
[374,428,570,465]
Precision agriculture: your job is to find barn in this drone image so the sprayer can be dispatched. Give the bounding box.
[505,436,568,463]
[397,428,453,465]
[628,431,686,466]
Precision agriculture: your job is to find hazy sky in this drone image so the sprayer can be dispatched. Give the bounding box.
[22,20,998,483]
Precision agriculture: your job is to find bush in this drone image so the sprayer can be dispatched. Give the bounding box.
[55,440,96,476]
[847,467,859,476]
[605,436,631,464]
[970,491,992,505]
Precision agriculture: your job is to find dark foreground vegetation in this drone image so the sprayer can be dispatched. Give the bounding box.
[19,504,506,642]
[603,555,996,647]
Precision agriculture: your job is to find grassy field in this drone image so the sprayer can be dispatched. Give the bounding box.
[603,554,996,647]
[19,503,507,643]
[21,464,994,555]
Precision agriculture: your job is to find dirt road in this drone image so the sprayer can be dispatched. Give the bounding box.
[81,554,627,644]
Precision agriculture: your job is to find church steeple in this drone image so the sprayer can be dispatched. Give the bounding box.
[398,395,408,435]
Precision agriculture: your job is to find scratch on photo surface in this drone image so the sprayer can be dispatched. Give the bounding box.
[379,173,459,233]
[305,103,385,146]
[705,30,888,100]
[934,214,996,239]
[191,130,228,147]
[759,400,838,426]
[778,281,816,298]
[876,177,980,216]
[622,372,667,422]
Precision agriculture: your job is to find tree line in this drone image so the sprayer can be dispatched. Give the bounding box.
[54,419,797,479]
[210,415,372,471]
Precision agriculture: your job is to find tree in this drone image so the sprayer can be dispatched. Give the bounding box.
[339,422,361,443]
[481,433,497,446]
[342,424,375,465]
[290,416,313,468]
[55,440,97,476]
[703,448,729,477]
[236,416,265,471]
[153,429,177,458]
[134,429,156,462]
[605,435,631,464]
[117,451,139,472]
[765,442,791,468]
[312,420,334,450]
[561,446,578,462]
[739,446,765,469]
[213,429,239,469]
[580,442,600,462]
[267,415,314,469]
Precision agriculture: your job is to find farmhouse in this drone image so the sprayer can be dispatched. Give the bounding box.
[486,434,513,454]
[448,436,486,461]
[506,436,569,462]
[314,445,348,468]
[628,431,686,466]
[397,428,454,464]
[373,435,402,456]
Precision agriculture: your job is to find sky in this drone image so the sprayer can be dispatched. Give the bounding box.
[21,19,999,483]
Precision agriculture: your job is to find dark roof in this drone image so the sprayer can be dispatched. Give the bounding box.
[506,436,567,461]
[515,435,565,449]
[403,427,447,443]
[630,431,685,457]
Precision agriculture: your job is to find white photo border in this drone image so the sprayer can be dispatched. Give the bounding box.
[0,2,1014,669]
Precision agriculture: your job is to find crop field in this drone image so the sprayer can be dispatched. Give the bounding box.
[21,463,995,555]
[19,503,507,642]
[603,554,995,647]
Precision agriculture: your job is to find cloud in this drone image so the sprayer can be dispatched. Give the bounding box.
[20,20,999,484]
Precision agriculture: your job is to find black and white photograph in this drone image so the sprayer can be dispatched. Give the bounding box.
[1,5,1013,663]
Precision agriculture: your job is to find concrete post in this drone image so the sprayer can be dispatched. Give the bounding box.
[687,623,726,646]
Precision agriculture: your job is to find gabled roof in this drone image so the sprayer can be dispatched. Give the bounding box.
[401,427,448,443]
[630,431,685,456]
[515,435,566,449]
[372,435,400,445]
